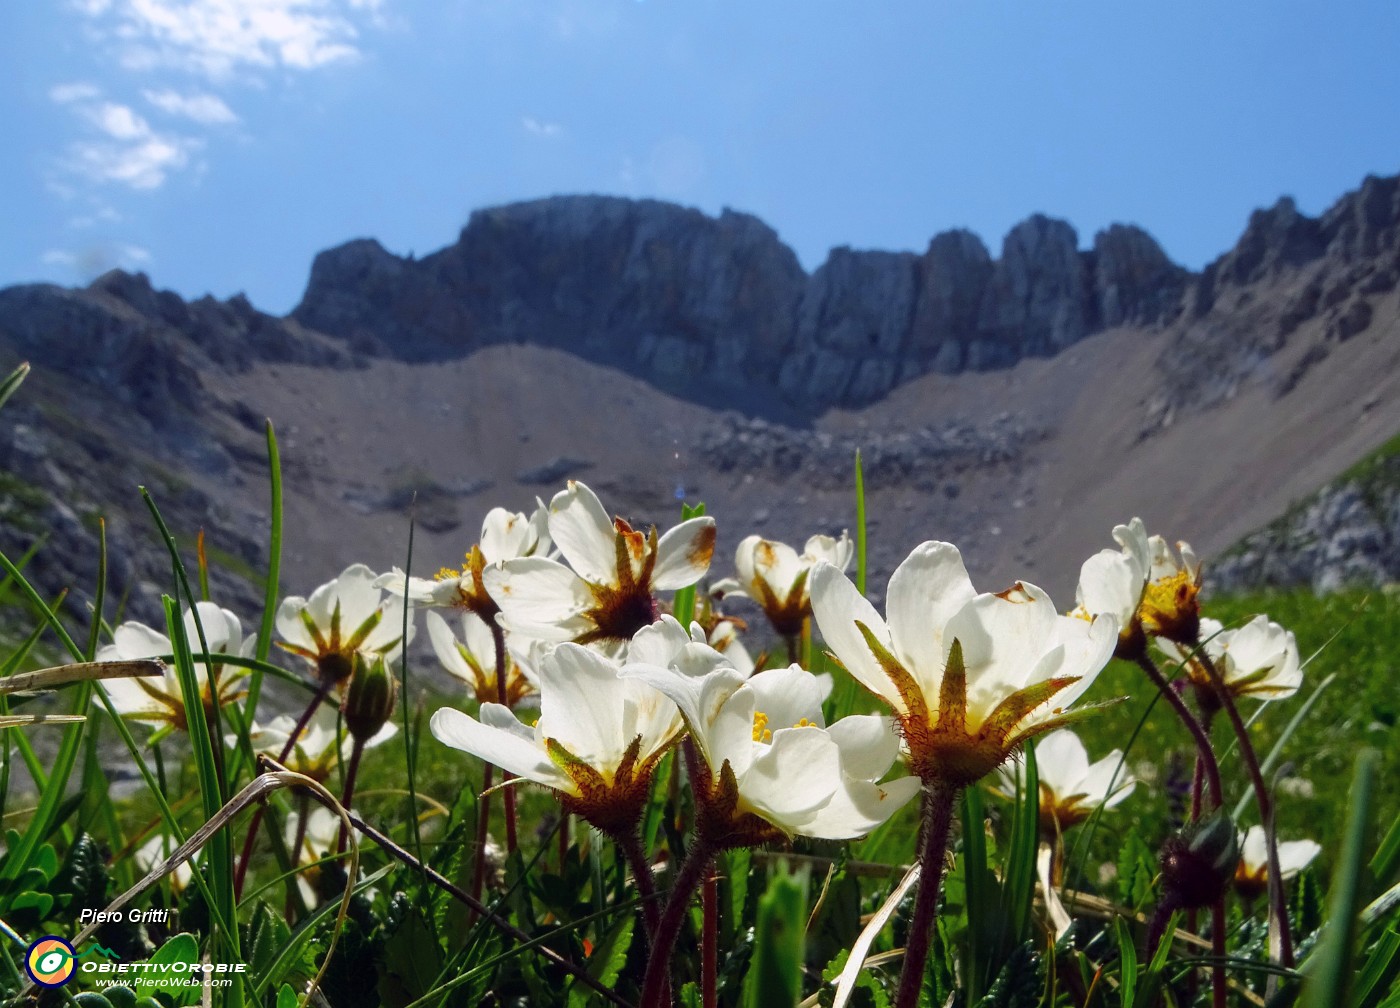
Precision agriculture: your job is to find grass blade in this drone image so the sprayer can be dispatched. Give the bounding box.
[1299,748,1378,1008]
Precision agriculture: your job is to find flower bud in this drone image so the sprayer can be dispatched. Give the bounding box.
[343,654,397,744]
[1159,809,1240,910]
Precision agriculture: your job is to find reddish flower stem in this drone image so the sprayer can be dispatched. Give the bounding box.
[1134,654,1223,809]
[336,738,365,855]
[702,873,718,1008]
[894,780,959,1008]
[639,839,715,1008]
[1200,652,1295,968]
[469,762,495,916]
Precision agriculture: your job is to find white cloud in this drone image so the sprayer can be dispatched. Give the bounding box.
[48,86,202,191]
[41,243,152,280]
[50,81,103,104]
[87,101,151,140]
[143,88,238,124]
[522,116,562,139]
[78,0,380,78]
[73,133,198,189]
[68,206,124,229]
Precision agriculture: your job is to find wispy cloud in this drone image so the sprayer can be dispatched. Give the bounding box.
[42,242,152,280]
[142,88,239,124]
[50,81,103,104]
[78,0,379,79]
[51,90,200,190]
[522,116,563,139]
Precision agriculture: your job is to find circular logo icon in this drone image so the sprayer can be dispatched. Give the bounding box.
[25,937,77,987]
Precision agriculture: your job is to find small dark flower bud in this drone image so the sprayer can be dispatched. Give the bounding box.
[1159,809,1239,910]
[343,654,397,744]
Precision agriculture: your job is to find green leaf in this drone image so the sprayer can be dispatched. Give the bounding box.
[74,993,116,1008]
[10,889,53,918]
[743,863,809,1008]
[1354,925,1400,1008]
[1000,745,1039,952]
[379,904,444,1006]
[566,915,634,1008]
[975,941,1041,1008]
[1117,830,1157,912]
[1115,917,1138,1008]
[723,848,752,946]
[145,932,202,1006]
[0,360,28,411]
[245,901,293,981]
[276,984,299,1008]
[1300,749,1379,1008]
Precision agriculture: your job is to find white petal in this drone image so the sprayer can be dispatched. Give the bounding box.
[430,706,568,790]
[1277,839,1322,877]
[809,562,906,714]
[825,714,901,782]
[710,685,758,780]
[744,665,828,731]
[731,535,763,595]
[538,643,630,769]
[426,610,475,685]
[1111,518,1151,577]
[653,517,718,591]
[1076,550,1142,624]
[1033,729,1091,795]
[621,662,745,768]
[112,621,172,659]
[548,481,619,585]
[485,556,592,641]
[885,541,977,698]
[627,615,693,668]
[803,532,853,572]
[738,727,840,833]
[1078,751,1136,809]
[480,508,532,562]
[1240,825,1269,871]
[747,538,803,597]
[803,774,921,839]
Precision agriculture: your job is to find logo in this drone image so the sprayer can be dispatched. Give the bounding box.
[25,937,77,987]
[23,938,121,987]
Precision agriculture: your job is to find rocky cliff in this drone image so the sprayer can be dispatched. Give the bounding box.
[291,197,1191,409]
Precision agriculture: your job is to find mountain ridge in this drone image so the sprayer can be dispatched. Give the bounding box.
[1,172,1398,634]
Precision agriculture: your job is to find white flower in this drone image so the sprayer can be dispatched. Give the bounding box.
[1234,825,1320,900]
[241,706,396,782]
[717,533,853,639]
[285,806,347,906]
[276,564,412,692]
[484,481,716,654]
[1074,518,1152,657]
[430,641,683,836]
[375,505,552,617]
[98,601,250,732]
[622,658,919,842]
[1140,533,1202,644]
[705,615,754,676]
[426,609,540,708]
[1157,615,1302,702]
[995,729,1135,834]
[810,541,1117,786]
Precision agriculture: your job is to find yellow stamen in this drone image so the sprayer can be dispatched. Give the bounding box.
[751,710,772,743]
[792,717,818,729]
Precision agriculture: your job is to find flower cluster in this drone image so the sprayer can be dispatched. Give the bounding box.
[89,487,1318,1008]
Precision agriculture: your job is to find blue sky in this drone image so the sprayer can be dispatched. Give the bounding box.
[3,1,1398,316]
